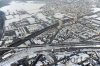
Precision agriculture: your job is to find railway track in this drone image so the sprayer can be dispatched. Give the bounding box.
[0,42,100,51]
[0,10,100,59]
[1,45,100,66]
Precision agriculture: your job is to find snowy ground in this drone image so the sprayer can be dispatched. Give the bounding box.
[0,1,45,15]
[0,1,45,26]
[0,46,62,66]
[0,1,100,66]
[92,7,100,13]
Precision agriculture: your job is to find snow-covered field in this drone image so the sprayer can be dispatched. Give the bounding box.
[0,1,45,14]
[0,1,45,26]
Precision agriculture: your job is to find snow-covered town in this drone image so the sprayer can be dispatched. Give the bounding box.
[0,0,100,66]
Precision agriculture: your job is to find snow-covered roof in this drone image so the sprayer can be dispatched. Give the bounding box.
[26,24,44,32]
[27,17,35,24]
[54,13,65,19]
[71,53,89,63]
[34,39,44,44]
[96,17,100,20]
[92,7,100,13]
[36,13,48,21]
